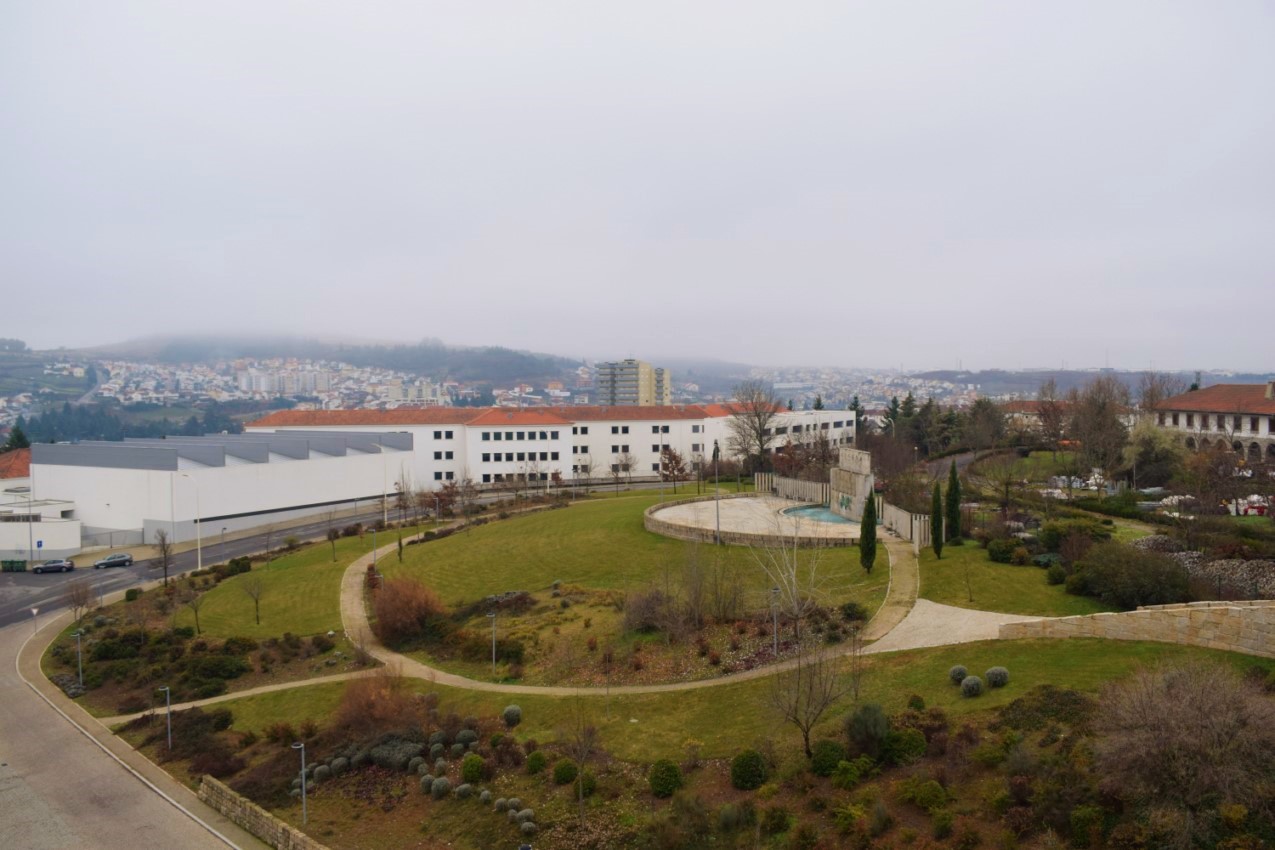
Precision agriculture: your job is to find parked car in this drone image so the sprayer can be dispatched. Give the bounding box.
[33,559,75,574]
[93,553,135,569]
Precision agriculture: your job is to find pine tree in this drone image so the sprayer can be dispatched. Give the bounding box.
[859,492,877,574]
[945,460,962,542]
[2,423,29,453]
[813,395,824,410]
[931,481,944,559]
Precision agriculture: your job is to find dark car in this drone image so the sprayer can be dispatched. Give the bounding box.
[93,553,135,569]
[33,559,75,574]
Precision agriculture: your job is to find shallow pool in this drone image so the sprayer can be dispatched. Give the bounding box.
[781,504,853,524]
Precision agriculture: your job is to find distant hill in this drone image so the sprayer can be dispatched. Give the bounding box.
[913,369,1273,397]
[81,335,582,384]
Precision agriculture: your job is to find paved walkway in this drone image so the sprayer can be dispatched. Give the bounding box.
[864,599,1042,654]
[860,534,917,641]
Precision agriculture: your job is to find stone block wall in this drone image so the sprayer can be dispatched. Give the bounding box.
[198,776,329,850]
[998,600,1275,658]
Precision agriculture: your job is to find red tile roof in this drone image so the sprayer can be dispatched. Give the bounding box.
[465,409,574,427]
[1157,383,1275,416]
[247,409,483,428]
[249,405,717,428]
[542,405,710,421]
[0,448,31,479]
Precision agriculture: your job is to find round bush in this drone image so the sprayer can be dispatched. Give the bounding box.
[430,777,451,799]
[454,783,472,799]
[506,797,522,811]
[986,667,1010,688]
[730,749,769,791]
[312,764,331,784]
[516,808,535,823]
[553,759,578,786]
[576,771,597,798]
[503,704,522,729]
[948,665,968,685]
[434,757,447,774]
[461,753,485,784]
[419,774,434,792]
[961,675,984,698]
[407,756,424,774]
[417,761,431,776]
[330,756,349,775]
[883,728,927,766]
[428,730,447,746]
[810,740,846,777]
[526,750,547,775]
[450,742,465,759]
[479,789,492,805]
[648,759,683,798]
[429,742,445,760]
[507,809,518,823]
[520,821,538,836]
[1046,564,1067,585]
[494,797,508,812]
[906,694,926,711]
[456,729,479,747]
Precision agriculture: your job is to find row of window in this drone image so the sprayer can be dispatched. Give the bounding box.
[1162,412,1273,433]
[432,471,454,480]
[481,472,552,483]
[432,450,454,460]
[480,430,561,442]
[481,451,560,462]
[761,421,846,437]
[432,430,455,440]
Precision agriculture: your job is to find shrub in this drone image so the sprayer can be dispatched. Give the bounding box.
[987,538,1017,563]
[1071,542,1190,610]
[519,821,537,837]
[310,634,335,653]
[502,704,522,729]
[730,749,768,790]
[526,750,547,775]
[125,588,142,602]
[1040,518,1111,551]
[419,775,434,793]
[454,783,472,799]
[949,665,968,685]
[1046,563,1067,585]
[575,771,597,798]
[461,753,484,784]
[839,601,869,622]
[810,739,846,777]
[907,694,926,711]
[312,764,331,784]
[961,676,984,697]
[648,759,683,798]
[831,756,877,790]
[760,805,791,836]
[846,703,890,758]
[372,577,448,647]
[455,729,478,746]
[330,757,348,775]
[1032,552,1063,569]
[450,743,465,759]
[1070,804,1104,847]
[932,810,954,839]
[516,808,535,823]
[986,667,1010,688]
[552,759,578,786]
[333,672,424,739]
[1011,546,1030,566]
[430,777,451,799]
[430,743,444,760]
[883,728,927,765]
[494,797,508,812]
[408,756,424,774]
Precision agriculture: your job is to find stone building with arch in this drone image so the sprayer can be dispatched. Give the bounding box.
[1154,382,1275,464]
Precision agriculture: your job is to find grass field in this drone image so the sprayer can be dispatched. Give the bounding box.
[172,525,427,639]
[918,544,1113,617]
[213,637,1269,763]
[1009,450,1077,482]
[383,494,878,610]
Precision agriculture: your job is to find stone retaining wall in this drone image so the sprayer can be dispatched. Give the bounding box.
[643,495,853,548]
[198,776,329,850]
[998,600,1275,658]
[753,473,831,505]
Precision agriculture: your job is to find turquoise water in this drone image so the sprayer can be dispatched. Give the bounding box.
[781,505,853,524]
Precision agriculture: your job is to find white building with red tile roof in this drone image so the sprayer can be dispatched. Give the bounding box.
[1154,382,1275,463]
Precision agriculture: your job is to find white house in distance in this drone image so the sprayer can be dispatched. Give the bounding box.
[1153,381,1275,463]
[247,404,856,490]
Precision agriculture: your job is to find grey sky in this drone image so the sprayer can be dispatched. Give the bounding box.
[3,2,1272,371]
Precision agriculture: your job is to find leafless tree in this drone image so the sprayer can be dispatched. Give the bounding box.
[749,531,834,641]
[326,512,339,562]
[263,524,275,558]
[1136,371,1187,416]
[727,380,781,473]
[768,644,850,758]
[181,584,205,635]
[708,554,743,623]
[846,624,867,703]
[1037,379,1067,457]
[395,469,414,525]
[1095,662,1275,849]
[681,544,708,631]
[560,695,600,824]
[660,446,689,494]
[64,578,93,626]
[1067,376,1132,485]
[973,453,1024,517]
[242,576,265,625]
[154,528,174,587]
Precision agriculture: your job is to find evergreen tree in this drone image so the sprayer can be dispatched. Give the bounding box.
[813,394,824,410]
[900,392,917,419]
[859,492,877,574]
[945,460,962,542]
[931,481,944,559]
[2,423,30,452]
[886,396,901,436]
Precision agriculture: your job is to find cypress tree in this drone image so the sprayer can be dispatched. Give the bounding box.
[859,492,877,574]
[945,460,962,542]
[931,481,944,559]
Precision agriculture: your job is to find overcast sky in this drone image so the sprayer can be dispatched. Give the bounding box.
[3,2,1272,371]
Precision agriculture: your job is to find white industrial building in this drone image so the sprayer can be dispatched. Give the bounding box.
[27,430,414,548]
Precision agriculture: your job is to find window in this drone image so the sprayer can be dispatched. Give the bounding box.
[434,451,443,460]
[1172,413,1179,426]
[483,473,491,483]
[776,426,788,435]
[833,420,844,428]
[652,463,660,472]
[821,422,829,429]
[612,444,619,453]
[517,431,525,440]
[445,451,453,460]
[1186,414,1194,428]
[1157,413,1165,426]
[482,431,491,441]
[445,471,454,480]
[580,464,590,473]
[622,444,629,452]
[572,426,578,435]
[550,452,559,460]
[517,452,526,462]
[692,461,700,471]
[482,453,491,462]
[539,451,548,461]
[611,426,619,434]
[527,431,536,441]
[433,471,443,480]
[692,425,701,433]
[652,444,660,453]
[1234,415,1242,430]
[762,428,772,436]
[578,426,587,435]
[652,425,660,434]
[540,431,547,440]
[661,425,669,434]
[434,430,442,440]
[445,430,453,439]
[494,432,502,441]
[692,443,700,453]
[1251,417,1260,433]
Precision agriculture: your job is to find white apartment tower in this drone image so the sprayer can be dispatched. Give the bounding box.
[595,359,671,406]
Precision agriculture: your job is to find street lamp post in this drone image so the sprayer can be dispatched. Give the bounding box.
[221,527,227,549]
[771,588,780,656]
[434,494,440,528]
[487,611,497,675]
[178,473,202,573]
[73,630,84,687]
[292,741,308,825]
[30,607,38,635]
[713,440,721,545]
[158,685,172,751]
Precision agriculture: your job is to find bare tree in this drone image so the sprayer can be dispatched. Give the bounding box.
[242,576,265,625]
[560,695,599,824]
[749,531,833,642]
[1037,379,1067,457]
[457,475,479,518]
[326,512,339,562]
[727,380,781,473]
[973,453,1024,517]
[681,543,708,631]
[768,644,849,758]
[64,578,93,626]
[1137,371,1187,416]
[660,446,689,494]
[180,584,205,635]
[154,528,174,587]
[263,524,274,558]
[708,554,743,623]
[1068,376,1132,486]
[846,624,867,703]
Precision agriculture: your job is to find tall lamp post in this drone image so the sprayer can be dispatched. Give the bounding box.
[178,473,202,573]
[29,607,38,635]
[292,741,308,825]
[158,685,172,751]
[712,440,721,545]
[73,630,84,687]
[221,526,227,549]
[487,611,497,675]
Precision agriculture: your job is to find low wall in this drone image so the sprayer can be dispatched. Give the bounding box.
[881,501,935,554]
[643,495,853,548]
[198,776,329,850]
[753,473,830,505]
[998,600,1275,659]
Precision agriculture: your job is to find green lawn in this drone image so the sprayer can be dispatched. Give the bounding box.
[1010,450,1077,482]
[383,494,881,612]
[173,526,426,639]
[212,638,1269,764]
[919,544,1113,617]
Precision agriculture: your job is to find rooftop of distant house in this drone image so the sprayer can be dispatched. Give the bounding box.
[1156,382,1275,416]
[0,448,31,479]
